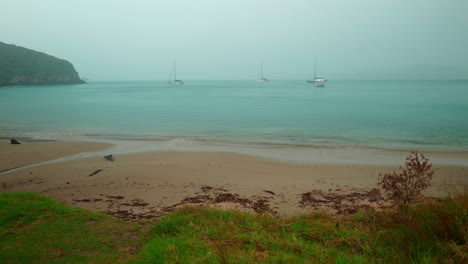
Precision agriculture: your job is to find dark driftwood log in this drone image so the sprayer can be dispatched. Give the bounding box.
[88,169,103,177]
[103,154,114,162]
[10,139,21,144]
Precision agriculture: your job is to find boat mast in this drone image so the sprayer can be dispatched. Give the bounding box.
[173,60,177,80]
[314,57,316,79]
[260,62,263,79]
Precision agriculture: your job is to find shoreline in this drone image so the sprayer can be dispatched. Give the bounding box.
[2,134,468,166]
[0,139,467,217]
[4,131,468,152]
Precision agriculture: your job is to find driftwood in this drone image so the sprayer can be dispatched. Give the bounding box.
[299,188,389,214]
[103,154,114,162]
[106,195,124,199]
[10,139,21,144]
[71,186,279,222]
[88,169,103,177]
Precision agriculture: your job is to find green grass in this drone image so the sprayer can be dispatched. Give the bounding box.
[0,192,146,264]
[1,192,466,263]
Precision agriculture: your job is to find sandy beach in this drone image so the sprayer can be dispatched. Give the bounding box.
[1,139,467,219]
[0,139,112,173]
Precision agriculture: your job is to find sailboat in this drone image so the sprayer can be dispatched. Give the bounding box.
[307,57,326,87]
[168,60,184,85]
[256,62,269,83]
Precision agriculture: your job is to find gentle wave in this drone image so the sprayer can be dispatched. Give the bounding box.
[1,80,468,152]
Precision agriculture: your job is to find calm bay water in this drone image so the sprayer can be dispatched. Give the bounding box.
[1,80,467,150]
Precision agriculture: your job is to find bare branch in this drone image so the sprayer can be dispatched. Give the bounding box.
[378,151,434,207]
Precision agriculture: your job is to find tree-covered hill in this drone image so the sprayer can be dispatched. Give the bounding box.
[0,42,84,87]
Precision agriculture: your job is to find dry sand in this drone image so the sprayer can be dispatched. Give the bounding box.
[1,141,466,218]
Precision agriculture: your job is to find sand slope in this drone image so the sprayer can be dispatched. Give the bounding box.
[0,140,112,172]
[1,148,466,217]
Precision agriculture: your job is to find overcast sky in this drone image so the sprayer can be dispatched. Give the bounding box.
[2,0,468,80]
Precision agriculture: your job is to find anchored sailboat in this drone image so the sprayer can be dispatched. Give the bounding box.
[307,57,326,87]
[256,62,269,83]
[168,60,184,86]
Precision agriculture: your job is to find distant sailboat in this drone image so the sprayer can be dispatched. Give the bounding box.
[307,57,326,87]
[168,60,184,85]
[256,62,269,83]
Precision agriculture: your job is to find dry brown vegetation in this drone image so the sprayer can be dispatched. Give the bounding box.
[378,151,434,207]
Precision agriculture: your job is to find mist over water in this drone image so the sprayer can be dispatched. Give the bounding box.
[1,80,467,150]
[1,1,468,80]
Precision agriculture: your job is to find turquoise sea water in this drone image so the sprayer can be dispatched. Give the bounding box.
[1,80,467,150]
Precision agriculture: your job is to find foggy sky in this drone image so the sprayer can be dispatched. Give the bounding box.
[2,0,468,80]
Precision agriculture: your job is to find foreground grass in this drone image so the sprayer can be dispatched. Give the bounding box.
[136,196,467,264]
[0,192,146,264]
[1,192,466,263]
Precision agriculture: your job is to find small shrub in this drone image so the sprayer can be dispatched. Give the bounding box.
[378,151,434,207]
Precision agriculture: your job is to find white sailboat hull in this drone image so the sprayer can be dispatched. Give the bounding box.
[315,78,326,87]
[169,80,184,85]
[309,57,326,86]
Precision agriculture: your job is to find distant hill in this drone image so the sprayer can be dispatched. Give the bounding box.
[0,42,84,87]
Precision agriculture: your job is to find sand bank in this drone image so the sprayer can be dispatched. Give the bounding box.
[0,140,112,172]
[1,144,466,217]
[24,135,468,166]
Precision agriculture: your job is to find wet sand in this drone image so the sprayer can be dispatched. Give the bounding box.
[0,140,112,173]
[1,141,466,218]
